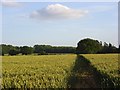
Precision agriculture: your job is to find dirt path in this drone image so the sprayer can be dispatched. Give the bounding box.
[67,55,100,88]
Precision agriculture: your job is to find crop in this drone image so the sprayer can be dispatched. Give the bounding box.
[2,55,76,88]
[2,54,120,88]
[83,54,120,88]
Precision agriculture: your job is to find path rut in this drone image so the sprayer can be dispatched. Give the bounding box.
[67,55,100,88]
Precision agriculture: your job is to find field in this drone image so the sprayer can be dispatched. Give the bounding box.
[2,54,120,88]
[83,54,120,88]
[2,55,76,88]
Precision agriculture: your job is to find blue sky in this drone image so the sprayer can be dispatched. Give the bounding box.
[1,2,118,47]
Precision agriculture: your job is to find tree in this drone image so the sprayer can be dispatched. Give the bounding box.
[38,51,48,55]
[20,46,33,55]
[76,38,102,54]
[119,45,120,53]
[34,45,51,53]
[34,45,76,54]
[1,44,14,55]
[0,45,2,56]
[9,49,19,56]
[101,43,117,53]
[108,43,117,53]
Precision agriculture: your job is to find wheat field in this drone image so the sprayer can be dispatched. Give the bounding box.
[1,54,119,88]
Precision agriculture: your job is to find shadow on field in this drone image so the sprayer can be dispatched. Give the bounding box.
[67,55,115,88]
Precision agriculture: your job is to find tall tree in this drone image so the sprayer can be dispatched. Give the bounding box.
[76,38,102,54]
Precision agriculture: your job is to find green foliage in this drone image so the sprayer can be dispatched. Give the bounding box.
[38,51,48,55]
[0,38,118,55]
[8,49,19,56]
[76,38,102,54]
[34,45,52,53]
[119,45,120,53]
[0,45,2,56]
[76,38,118,54]
[100,43,118,53]
[1,44,14,55]
[0,44,20,55]
[34,45,75,54]
[20,46,33,55]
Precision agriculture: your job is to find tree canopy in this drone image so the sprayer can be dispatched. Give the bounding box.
[0,38,119,56]
[20,46,33,55]
[9,49,19,56]
[76,38,102,54]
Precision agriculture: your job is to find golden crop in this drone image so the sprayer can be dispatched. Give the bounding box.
[2,54,119,88]
[2,54,76,88]
[83,54,119,87]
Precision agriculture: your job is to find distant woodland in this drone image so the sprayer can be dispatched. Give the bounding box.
[0,38,119,56]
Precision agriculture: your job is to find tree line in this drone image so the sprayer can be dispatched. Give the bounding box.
[0,38,119,56]
[76,38,119,54]
[0,44,76,56]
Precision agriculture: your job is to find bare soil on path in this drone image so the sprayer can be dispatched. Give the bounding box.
[67,55,100,88]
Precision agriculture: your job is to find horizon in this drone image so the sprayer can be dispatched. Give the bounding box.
[1,2,118,47]
[1,37,118,48]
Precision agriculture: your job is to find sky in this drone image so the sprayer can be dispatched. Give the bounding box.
[1,1,118,47]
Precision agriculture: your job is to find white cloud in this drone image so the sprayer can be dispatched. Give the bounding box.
[30,4,88,20]
[1,0,21,7]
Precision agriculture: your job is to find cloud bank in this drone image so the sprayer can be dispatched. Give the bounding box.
[30,4,88,20]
